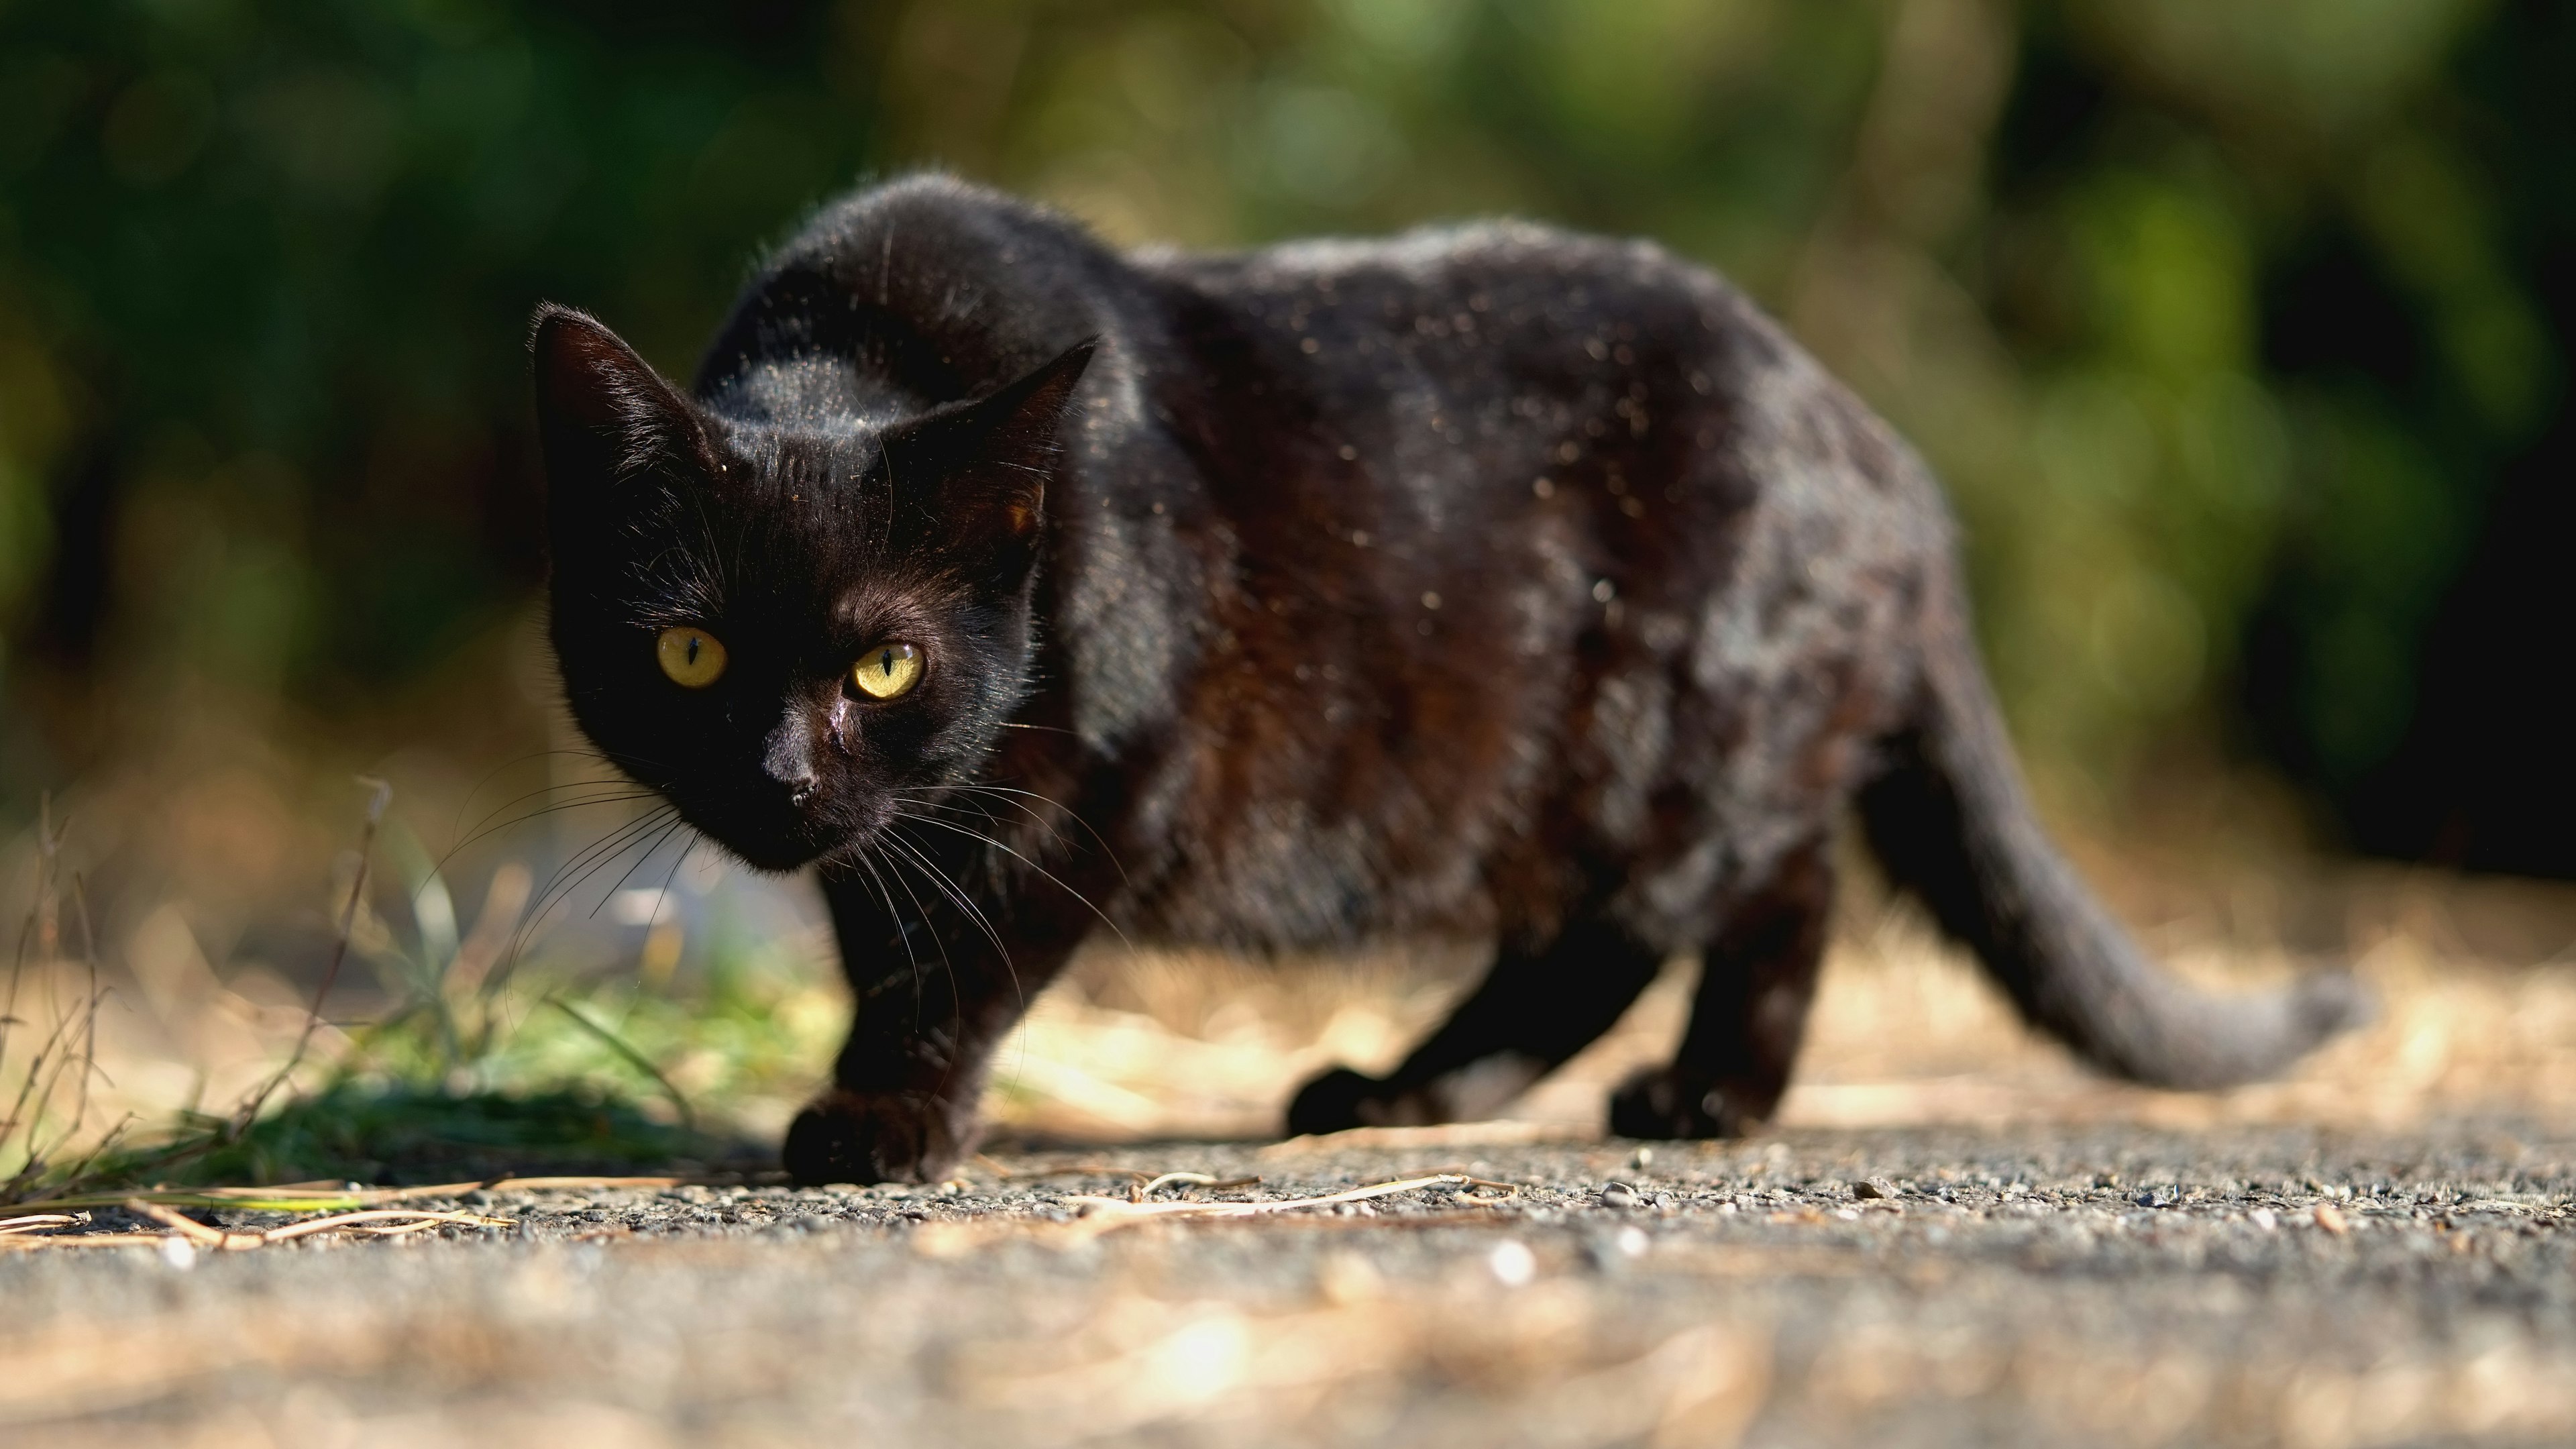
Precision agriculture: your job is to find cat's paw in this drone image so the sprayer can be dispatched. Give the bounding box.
[1285,1067,1385,1136]
[1608,1067,1762,1140]
[783,1088,970,1185]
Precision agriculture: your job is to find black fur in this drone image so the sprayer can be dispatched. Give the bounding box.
[530,176,2365,1183]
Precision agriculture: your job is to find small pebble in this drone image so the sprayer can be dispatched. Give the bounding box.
[2314,1203,2351,1235]
[159,1236,198,1271]
[1615,1226,1649,1258]
[2249,1208,2279,1232]
[1631,1146,1654,1170]
[1489,1240,1537,1287]
[1854,1178,1898,1201]
[1600,1183,1640,1209]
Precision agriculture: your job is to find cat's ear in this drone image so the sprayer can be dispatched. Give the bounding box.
[529,303,709,508]
[890,338,1097,553]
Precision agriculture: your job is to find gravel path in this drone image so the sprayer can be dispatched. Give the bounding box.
[9,1121,2576,1448]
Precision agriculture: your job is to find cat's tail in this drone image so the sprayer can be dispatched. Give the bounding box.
[1855,580,2368,1089]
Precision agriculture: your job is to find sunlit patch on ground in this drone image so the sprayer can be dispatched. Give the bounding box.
[980,899,2576,1146]
[13,877,2576,1188]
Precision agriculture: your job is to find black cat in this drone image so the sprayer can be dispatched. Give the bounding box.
[532,176,2363,1185]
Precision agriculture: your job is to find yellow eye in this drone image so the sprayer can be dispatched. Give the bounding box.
[850,641,924,700]
[655,627,727,688]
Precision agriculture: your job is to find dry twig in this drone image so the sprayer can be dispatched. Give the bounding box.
[1064,1172,1481,1232]
[912,1171,1512,1256]
[233,777,391,1132]
[8,1172,699,1218]
[0,1198,514,1253]
[119,1198,513,1250]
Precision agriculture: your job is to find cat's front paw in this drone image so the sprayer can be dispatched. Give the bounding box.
[1608,1067,1763,1140]
[783,1088,971,1185]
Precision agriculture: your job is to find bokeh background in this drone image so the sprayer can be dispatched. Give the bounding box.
[4,0,2575,1174]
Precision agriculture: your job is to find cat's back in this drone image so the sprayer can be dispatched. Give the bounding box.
[717,179,1930,533]
[1132,216,1944,655]
[1136,216,1939,537]
[1134,219,1771,423]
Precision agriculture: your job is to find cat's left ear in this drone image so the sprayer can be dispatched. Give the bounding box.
[890,338,1097,553]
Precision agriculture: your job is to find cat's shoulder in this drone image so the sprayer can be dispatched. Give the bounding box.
[769,174,1110,276]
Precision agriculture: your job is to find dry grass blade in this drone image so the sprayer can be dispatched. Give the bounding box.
[9,1174,694,1217]
[93,1199,511,1251]
[1066,1173,1478,1232]
[542,996,698,1133]
[912,1171,1510,1257]
[19,1186,388,1214]
[127,1199,254,1249]
[1,795,119,1208]
[361,1217,466,1237]
[1134,1171,1258,1197]
[0,1231,168,1251]
[254,1208,513,1242]
[474,1175,689,1192]
[1411,1163,1524,1187]
[231,776,391,1133]
[0,1212,80,1235]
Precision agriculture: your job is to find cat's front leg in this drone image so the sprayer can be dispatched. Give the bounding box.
[784,861,1085,1185]
[784,1085,978,1187]
[783,949,1023,1185]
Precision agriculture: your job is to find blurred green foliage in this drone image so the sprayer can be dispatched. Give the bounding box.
[168,931,838,1183]
[0,0,881,712]
[1,0,2568,862]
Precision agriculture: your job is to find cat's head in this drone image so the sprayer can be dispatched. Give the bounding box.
[529,304,1093,871]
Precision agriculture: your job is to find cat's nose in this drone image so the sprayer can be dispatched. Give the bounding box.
[762,712,822,806]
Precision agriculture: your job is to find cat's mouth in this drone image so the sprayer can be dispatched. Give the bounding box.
[667,781,888,874]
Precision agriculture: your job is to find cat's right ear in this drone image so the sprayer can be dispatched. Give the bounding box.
[529,303,708,508]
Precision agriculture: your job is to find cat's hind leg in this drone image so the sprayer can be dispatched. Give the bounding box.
[1610,839,1832,1138]
[1285,918,1664,1135]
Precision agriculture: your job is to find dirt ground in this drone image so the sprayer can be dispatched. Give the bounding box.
[11,868,2576,1447]
[5,1123,2575,1448]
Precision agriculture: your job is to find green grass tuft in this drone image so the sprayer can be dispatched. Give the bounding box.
[167,1081,714,1186]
